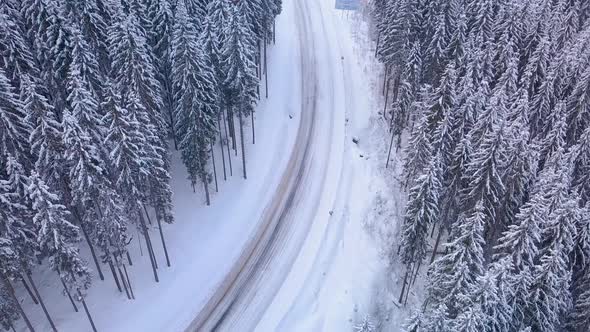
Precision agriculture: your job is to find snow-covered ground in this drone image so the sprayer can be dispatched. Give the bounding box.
[255,2,421,331]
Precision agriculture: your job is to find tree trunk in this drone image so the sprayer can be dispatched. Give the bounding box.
[202,171,211,206]
[222,108,233,176]
[2,273,35,332]
[228,109,237,154]
[386,129,396,169]
[126,252,133,266]
[20,275,39,305]
[113,255,131,300]
[411,260,422,287]
[398,268,410,304]
[138,209,159,282]
[239,112,247,179]
[59,178,105,281]
[430,227,445,264]
[141,206,158,270]
[154,208,171,267]
[122,263,135,299]
[59,276,78,312]
[256,83,260,100]
[273,20,276,44]
[217,114,227,181]
[264,36,268,99]
[210,142,219,192]
[77,289,97,332]
[26,274,57,332]
[71,207,104,281]
[383,78,390,120]
[251,112,256,145]
[164,78,178,150]
[256,39,261,79]
[382,64,388,95]
[107,259,122,293]
[117,265,131,300]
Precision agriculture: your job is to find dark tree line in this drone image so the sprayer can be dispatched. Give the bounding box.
[372,0,590,331]
[0,0,281,330]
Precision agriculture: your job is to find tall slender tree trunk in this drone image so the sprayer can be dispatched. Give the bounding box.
[126,252,133,266]
[239,112,247,179]
[20,275,39,305]
[398,268,410,304]
[122,263,135,299]
[2,273,35,332]
[264,36,268,99]
[386,129,396,168]
[117,265,131,300]
[217,114,227,180]
[383,78,390,120]
[228,109,237,154]
[251,112,256,145]
[202,171,211,206]
[71,208,104,281]
[430,227,445,264]
[222,108,233,176]
[164,79,178,150]
[59,179,104,281]
[59,276,78,312]
[141,205,159,270]
[273,20,276,44]
[113,255,131,300]
[156,208,171,267]
[256,39,261,79]
[77,289,97,332]
[107,259,122,293]
[138,209,159,282]
[26,274,57,332]
[382,64,388,95]
[411,260,422,287]
[211,143,219,193]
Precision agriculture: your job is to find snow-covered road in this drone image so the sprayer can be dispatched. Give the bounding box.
[187,0,346,329]
[188,0,381,330]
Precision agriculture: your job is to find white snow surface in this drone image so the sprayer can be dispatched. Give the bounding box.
[254,2,421,331]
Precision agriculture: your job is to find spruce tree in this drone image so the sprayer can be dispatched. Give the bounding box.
[222,3,259,179]
[172,0,218,204]
[28,171,91,295]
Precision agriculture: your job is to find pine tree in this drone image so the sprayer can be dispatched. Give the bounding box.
[28,171,91,295]
[60,0,110,71]
[22,75,65,188]
[172,0,218,204]
[423,201,486,318]
[108,8,166,136]
[0,281,19,331]
[400,153,442,267]
[0,68,30,164]
[0,3,36,85]
[222,3,259,179]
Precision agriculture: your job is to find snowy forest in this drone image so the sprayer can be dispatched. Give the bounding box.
[372,0,590,331]
[0,0,281,330]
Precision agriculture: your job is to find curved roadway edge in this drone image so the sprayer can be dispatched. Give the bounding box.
[184,0,322,329]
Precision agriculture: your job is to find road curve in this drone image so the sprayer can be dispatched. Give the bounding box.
[185,0,340,330]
